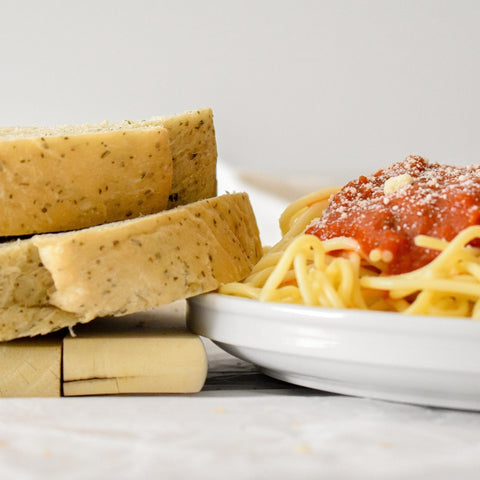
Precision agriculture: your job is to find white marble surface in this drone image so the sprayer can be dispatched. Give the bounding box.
[1,339,480,480]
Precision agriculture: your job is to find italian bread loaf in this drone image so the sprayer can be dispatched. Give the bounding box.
[0,192,261,341]
[0,126,173,236]
[0,108,217,236]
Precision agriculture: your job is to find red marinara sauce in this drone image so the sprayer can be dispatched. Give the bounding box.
[306,156,480,274]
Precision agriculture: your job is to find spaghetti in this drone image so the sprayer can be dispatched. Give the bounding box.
[219,156,480,319]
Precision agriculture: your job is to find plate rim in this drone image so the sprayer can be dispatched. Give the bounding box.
[188,292,480,339]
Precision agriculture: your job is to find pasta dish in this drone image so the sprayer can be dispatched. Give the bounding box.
[220,156,480,319]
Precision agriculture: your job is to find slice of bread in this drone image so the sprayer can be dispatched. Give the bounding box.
[0,108,217,236]
[0,126,173,236]
[0,192,261,341]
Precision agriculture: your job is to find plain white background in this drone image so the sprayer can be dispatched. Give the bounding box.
[0,0,479,184]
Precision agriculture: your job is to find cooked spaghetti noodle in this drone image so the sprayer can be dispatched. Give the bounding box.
[220,157,480,319]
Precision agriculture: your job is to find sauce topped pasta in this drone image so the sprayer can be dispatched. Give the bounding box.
[306,155,480,274]
[220,156,480,318]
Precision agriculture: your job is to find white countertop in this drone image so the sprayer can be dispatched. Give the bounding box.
[1,339,480,480]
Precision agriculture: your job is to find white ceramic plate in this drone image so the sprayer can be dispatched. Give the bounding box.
[187,293,480,410]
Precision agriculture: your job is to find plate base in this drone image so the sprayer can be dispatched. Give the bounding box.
[261,367,480,411]
[188,294,480,412]
[216,340,480,411]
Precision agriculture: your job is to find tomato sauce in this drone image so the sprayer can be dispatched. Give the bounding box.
[306,156,480,274]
